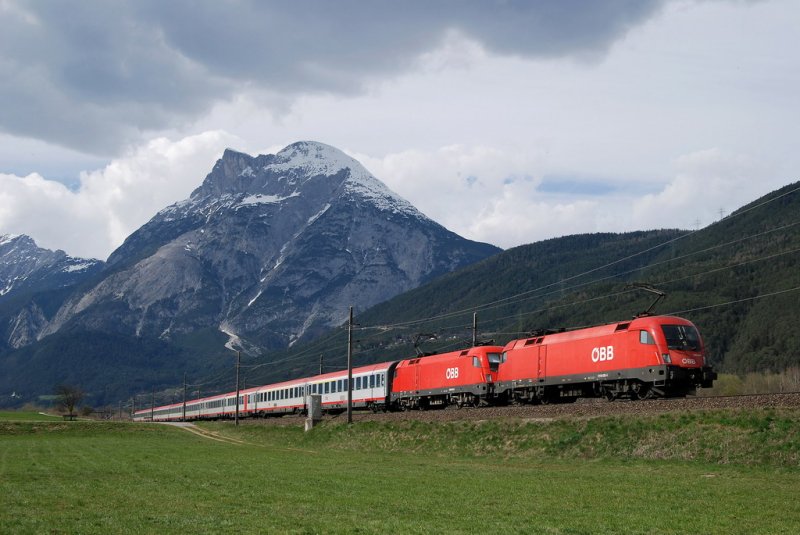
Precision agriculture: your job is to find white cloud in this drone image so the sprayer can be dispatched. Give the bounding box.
[353,144,785,250]
[0,131,236,259]
[632,148,774,229]
[353,145,544,245]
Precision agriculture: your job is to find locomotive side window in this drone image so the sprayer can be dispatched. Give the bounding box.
[640,330,656,345]
[473,357,481,368]
[662,325,701,351]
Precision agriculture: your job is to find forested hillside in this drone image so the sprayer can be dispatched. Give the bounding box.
[247,182,800,387]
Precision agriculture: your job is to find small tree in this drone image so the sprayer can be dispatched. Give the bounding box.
[54,384,85,417]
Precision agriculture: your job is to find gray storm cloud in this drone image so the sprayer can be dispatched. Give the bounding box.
[0,0,664,154]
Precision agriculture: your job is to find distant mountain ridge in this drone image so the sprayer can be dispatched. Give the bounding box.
[0,234,102,300]
[0,234,103,350]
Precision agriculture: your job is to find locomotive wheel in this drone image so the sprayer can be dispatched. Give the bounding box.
[631,383,653,401]
[604,389,617,402]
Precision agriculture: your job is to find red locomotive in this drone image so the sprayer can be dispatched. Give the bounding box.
[495,315,716,403]
[391,345,504,410]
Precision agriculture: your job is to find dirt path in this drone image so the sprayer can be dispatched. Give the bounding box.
[159,421,251,445]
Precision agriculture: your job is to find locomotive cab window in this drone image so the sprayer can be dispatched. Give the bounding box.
[473,356,481,368]
[662,324,701,351]
[640,330,656,345]
[487,353,501,372]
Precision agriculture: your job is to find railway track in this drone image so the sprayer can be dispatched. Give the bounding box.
[237,391,800,427]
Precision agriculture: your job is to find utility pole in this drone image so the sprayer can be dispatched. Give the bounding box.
[150,387,155,422]
[182,372,187,422]
[347,306,354,424]
[118,400,122,420]
[131,395,136,419]
[319,354,324,375]
[235,350,241,427]
[472,311,478,346]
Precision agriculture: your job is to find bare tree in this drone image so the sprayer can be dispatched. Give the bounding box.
[54,384,85,418]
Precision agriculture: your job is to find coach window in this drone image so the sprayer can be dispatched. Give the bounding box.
[324,382,329,394]
[369,375,375,389]
[355,377,361,390]
[640,330,656,345]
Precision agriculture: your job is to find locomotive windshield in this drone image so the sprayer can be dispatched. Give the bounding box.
[487,352,502,372]
[661,324,701,351]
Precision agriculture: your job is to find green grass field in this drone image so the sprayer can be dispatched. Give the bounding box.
[0,410,63,421]
[1,409,799,534]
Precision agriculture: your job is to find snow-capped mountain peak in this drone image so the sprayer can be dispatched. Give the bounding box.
[184,141,423,220]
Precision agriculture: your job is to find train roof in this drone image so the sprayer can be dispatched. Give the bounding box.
[396,345,504,367]
[504,315,697,349]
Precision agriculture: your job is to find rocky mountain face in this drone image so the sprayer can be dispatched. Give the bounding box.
[36,141,501,353]
[0,234,103,349]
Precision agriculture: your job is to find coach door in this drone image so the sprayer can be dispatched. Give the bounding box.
[537,346,546,381]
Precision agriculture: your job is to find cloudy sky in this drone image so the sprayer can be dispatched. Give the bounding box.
[0,0,797,259]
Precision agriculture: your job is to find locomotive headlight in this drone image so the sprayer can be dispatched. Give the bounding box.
[486,374,492,382]
[662,353,671,364]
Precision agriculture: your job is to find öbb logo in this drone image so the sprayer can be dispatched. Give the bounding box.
[591,346,614,363]
[445,367,460,379]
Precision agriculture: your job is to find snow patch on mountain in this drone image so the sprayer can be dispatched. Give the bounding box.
[62,261,96,273]
[0,234,20,246]
[220,324,241,351]
[238,192,299,207]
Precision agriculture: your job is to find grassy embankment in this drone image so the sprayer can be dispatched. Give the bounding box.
[1,408,798,534]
